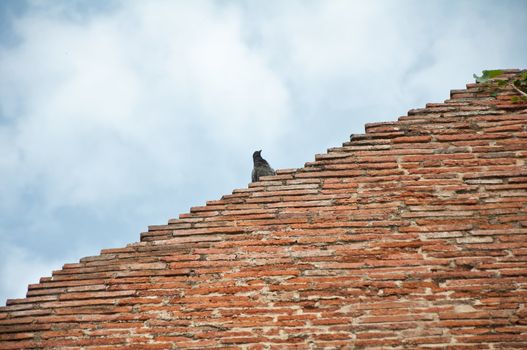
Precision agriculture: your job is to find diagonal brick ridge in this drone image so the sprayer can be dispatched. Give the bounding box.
[1,69,527,349]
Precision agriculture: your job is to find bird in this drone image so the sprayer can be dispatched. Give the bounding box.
[252,150,276,182]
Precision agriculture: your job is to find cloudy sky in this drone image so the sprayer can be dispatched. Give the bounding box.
[0,0,526,304]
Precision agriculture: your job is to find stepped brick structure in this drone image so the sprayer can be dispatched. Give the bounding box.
[1,69,527,349]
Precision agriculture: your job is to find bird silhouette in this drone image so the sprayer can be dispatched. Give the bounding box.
[252,150,276,182]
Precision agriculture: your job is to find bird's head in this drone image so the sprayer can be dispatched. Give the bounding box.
[253,150,262,160]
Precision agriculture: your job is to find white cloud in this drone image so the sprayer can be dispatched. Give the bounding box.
[0,1,290,209]
[0,243,62,301]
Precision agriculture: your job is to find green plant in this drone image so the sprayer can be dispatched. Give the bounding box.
[473,70,504,83]
[473,69,527,101]
[511,71,527,97]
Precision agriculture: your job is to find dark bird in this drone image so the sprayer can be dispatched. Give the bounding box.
[252,150,276,182]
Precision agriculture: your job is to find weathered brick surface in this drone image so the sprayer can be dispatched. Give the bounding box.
[1,69,527,349]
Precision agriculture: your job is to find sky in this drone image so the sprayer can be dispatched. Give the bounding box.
[0,0,526,304]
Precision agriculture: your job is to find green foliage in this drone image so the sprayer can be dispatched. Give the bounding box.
[473,69,505,83]
[510,96,527,103]
[512,71,527,96]
[473,69,527,101]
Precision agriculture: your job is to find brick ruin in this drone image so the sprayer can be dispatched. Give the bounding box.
[1,69,526,349]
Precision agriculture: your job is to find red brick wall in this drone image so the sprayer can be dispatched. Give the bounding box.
[1,70,526,349]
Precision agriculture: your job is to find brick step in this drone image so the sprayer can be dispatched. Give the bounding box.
[2,70,525,349]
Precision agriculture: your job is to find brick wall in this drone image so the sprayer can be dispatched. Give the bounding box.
[1,69,526,349]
